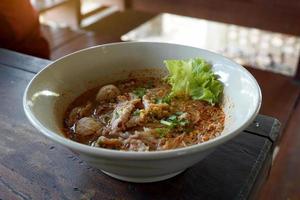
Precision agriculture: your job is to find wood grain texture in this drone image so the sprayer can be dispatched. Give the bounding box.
[0,56,279,199]
[246,115,281,142]
[51,32,120,60]
[0,163,46,200]
[0,48,51,73]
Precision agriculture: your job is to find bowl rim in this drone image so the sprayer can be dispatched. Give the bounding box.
[23,41,262,160]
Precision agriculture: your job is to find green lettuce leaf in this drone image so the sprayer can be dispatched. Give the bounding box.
[164,58,223,105]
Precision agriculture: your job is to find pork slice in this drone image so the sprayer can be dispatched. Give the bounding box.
[126,115,142,128]
[123,129,157,151]
[142,94,170,120]
[94,136,122,149]
[160,134,185,150]
[109,99,140,134]
[124,139,149,152]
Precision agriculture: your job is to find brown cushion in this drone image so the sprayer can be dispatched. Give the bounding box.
[0,0,50,58]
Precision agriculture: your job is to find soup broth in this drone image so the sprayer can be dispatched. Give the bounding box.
[63,77,225,151]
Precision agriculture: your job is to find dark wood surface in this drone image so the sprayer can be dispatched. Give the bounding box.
[51,32,121,60]
[0,48,50,73]
[295,58,300,82]
[245,115,280,142]
[0,49,280,199]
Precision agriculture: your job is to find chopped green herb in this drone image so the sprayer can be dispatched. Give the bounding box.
[154,98,162,104]
[179,119,189,126]
[160,120,173,126]
[162,95,171,104]
[167,115,177,121]
[155,128,170,138]
[133,109,140,116]
[175,111,184,116]
[133,87,147,98]
[160,114,190,128]
[154,95,172,104]
[115,111,120,119]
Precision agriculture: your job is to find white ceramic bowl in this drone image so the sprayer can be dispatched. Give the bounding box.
[23,42,261,183]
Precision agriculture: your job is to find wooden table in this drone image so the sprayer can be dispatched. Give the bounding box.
[0,48,281,199]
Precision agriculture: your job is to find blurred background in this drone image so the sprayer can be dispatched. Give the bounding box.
[28,0,300,77]
[1,0,300,199]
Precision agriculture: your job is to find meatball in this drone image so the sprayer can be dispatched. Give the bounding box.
[75,117,102,136]
[66,102,93,126]
[96,84,120,102]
